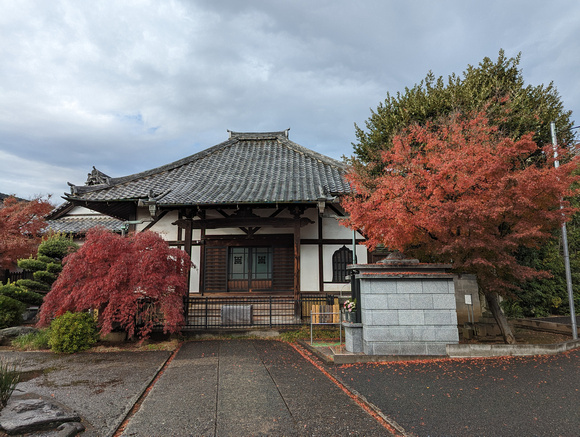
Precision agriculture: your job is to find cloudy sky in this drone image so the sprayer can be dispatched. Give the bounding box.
[1,0,579,201]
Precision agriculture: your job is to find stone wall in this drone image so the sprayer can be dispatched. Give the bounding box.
[359,275,459,355]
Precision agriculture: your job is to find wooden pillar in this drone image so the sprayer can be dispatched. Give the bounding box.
[198,210,206,295]
[318,214,324,293]
[293,215,301,300]
[183,219,193,294]
[182,208,197,294]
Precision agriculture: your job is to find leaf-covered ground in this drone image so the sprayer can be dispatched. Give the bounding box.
[332,348,580,436]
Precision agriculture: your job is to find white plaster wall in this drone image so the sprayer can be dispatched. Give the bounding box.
[189,246,201,293]
[300,245,319,292]
[300,209,319,239]
[135,208,179,240]
[66,206,101,216]
[126,205,369,295]
[324,282,352,294]
[355,244,368,264]
[322,216,364,240]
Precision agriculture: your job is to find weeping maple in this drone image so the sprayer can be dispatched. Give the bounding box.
[0,196,53,270]
[38,228,191,339]
[343,112,579,344]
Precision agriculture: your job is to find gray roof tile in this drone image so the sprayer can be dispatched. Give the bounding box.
[47,217,125,234]
[66,131,350,206]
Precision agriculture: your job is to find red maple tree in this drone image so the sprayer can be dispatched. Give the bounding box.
[0,196,53,270]
[343,113,579,343]
[38,228,192,339]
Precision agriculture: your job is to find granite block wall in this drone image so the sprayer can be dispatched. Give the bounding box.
[360,276,459,355]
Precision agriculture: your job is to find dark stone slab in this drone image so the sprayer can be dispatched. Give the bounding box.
[0,326,38,345]
[0,397,82,435]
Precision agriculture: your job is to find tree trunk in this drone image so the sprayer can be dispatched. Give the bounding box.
[485,292,516,344]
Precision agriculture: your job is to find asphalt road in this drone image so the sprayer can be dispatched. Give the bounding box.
[330,349,580,437]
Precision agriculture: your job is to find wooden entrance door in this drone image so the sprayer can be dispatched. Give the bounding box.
[227,247,273,292]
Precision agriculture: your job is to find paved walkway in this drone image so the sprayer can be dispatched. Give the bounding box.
[121,340,391,436]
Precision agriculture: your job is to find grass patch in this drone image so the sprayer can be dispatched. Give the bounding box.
[278,327,341,343]
[0,360,20,408]
[141,339,180,351]
[12,329,51,350]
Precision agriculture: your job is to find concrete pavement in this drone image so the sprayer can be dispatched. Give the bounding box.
[121,340,391,436]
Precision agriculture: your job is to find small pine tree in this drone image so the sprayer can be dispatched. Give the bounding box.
[16,233,78,297]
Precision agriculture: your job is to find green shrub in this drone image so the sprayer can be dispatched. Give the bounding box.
[33,271,56,286]
[0,284,43,306]
[15,279,49,292]
[48,312,98,353]
[0,283,27,297]
[0,359,20,408]
[0,296,26,328]
[37,255,55,264]
[17,258,47,272]
[12,329,50,350]
[38,235,78,260]
[46,263,62,274]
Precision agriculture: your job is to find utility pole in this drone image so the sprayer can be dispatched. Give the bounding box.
[551,122,578,339]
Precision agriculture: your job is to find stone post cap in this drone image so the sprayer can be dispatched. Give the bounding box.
[379,250,420,265]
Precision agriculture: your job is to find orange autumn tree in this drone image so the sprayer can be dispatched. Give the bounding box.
[38,228,191,339]
[343,113,579,344]
[0,196,53,270]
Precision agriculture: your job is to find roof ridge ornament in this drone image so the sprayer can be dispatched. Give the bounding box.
[85,167,111,186]
[226,130,290,140]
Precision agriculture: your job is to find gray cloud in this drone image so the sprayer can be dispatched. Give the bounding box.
[1,0,578,200]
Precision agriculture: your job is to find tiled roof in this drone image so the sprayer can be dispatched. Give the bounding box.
[65,131,351,206]
[46,216,125,235]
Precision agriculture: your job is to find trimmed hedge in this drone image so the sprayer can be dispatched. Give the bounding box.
[38,236,78,260]
[17,258,47,272]
[46,263,62,274]
[33,271,56,285]
[0,283,43,306]
[15,279,50,292]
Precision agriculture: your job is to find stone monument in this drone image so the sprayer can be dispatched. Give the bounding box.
[344,252,459,356]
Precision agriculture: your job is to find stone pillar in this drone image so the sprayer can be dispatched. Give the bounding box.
[343,322,363,353]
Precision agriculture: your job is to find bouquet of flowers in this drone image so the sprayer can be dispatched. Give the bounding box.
[343,298,357,313]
